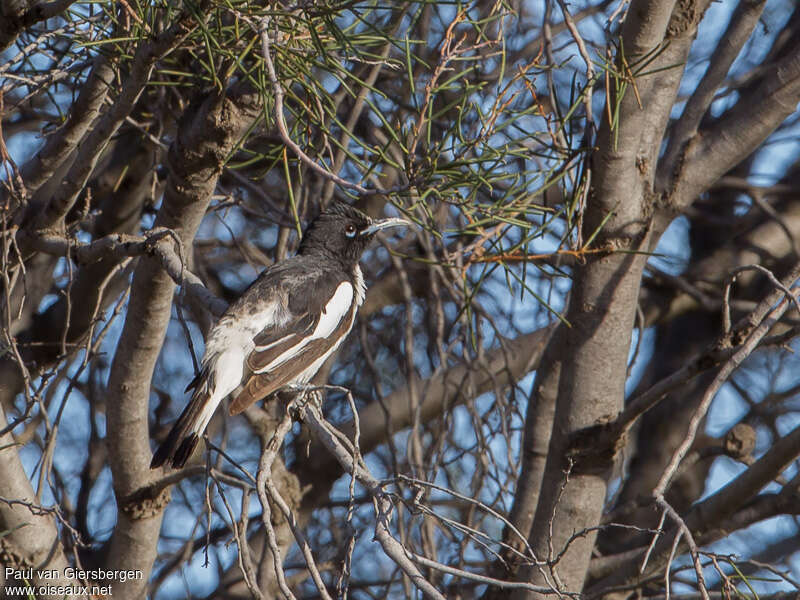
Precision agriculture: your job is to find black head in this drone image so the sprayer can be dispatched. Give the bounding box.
[298,202,409,265]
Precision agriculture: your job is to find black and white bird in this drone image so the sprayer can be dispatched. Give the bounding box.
[150,202,409,469]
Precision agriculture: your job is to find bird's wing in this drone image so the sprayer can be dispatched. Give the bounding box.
[228,265,356,415]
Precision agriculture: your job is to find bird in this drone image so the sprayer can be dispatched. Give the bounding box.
[150,202,410,469]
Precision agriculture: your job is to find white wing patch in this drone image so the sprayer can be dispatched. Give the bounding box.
[254,334,292,353]
[253,281,354,374]
[314,281,354,337]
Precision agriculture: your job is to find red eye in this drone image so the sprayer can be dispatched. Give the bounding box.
[345,224,357,237]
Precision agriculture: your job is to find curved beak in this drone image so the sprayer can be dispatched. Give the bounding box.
[360,217,412,236]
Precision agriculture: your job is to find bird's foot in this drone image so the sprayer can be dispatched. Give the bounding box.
[284,384,324,405]
[283,382,310,394]
[307,388,324,409]
[287,385,324,420]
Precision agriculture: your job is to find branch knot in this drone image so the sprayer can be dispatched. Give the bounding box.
[566,419,627,475]
[120,485,171,520]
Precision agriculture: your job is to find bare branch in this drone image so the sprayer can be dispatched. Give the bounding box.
[303,401,446,600]
[32,6,207,231]
[0,0,77,51]
[0,408,80,598]
[667,41,800,205]
[659,0,767,187]
[298,326,551,492]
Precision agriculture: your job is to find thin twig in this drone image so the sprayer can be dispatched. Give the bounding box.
[256,407,297,600]
[258,17,369,195]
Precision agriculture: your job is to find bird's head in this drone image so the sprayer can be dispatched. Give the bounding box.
[299,202,410,264]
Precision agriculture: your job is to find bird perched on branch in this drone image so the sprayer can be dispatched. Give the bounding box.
[150,202,410,469]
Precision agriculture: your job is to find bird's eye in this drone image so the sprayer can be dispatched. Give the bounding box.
[345,224,357,238]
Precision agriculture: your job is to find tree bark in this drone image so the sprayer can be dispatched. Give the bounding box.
[511,1,711,595]
[103,88,260,599]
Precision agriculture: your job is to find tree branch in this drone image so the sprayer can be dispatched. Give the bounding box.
[32,6,205,231]
[667,38,800,206]
[0,408,80,598]
[102,86,260,599]
[587,423,800,595]
[0,0,76,51]
[659,0,767,190]
[302,401,447,600]
[296,327,551,494]
[508,2,712,596]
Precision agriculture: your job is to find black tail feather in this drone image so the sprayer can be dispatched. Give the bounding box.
[184,366,208,394]
[171,433,200,469]
[150,392,208,469]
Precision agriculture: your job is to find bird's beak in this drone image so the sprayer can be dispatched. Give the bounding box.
[360,217,412,236]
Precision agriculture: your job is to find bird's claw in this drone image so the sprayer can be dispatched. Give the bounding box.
[288,386,324,420]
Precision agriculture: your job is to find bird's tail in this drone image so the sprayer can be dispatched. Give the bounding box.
[150,369,215,469]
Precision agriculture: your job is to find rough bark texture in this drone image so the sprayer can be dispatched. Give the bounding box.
[102,89,260,599]
[0,410,80,598]
[508,3,714,596]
